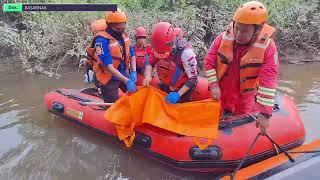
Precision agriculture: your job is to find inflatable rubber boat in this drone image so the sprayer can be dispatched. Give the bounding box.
[44,76,305,173]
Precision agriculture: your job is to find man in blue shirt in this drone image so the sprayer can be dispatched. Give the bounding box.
[86,9,137,103]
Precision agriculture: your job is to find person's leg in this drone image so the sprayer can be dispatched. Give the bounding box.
[100,80,121,103]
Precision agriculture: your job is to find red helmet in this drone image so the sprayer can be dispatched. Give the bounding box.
[151,22,175,58]
[135,26,147,39]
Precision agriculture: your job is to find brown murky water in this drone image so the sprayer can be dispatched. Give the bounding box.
[0,59,320,180]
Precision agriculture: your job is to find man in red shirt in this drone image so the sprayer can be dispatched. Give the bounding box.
[204,1,279,135]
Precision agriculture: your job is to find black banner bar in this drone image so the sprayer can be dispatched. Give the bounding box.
[22,4,117,12]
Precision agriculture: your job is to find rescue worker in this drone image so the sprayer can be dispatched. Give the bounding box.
[204,1,280,135]
[134,26,154,76]
[143,22,198,104]
[85,9,137,103]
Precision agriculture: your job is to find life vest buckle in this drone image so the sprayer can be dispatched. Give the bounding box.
[260,34,268,43]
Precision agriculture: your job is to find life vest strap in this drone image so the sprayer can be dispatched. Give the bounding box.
[240,75,259,83]
[217,52,231,65]
[240,63,262,69]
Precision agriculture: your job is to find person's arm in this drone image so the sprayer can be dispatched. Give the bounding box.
[129,45,136,72]
[106,64,129,83]
[143,64,153,86]
[179,48,198,96]
[253,39,280,135]
[165,48,197,104]
[204,34,223,84]
[204,34,223,99]
[253,40,280,117]
[128,45,138,83]
[143,46,157,86]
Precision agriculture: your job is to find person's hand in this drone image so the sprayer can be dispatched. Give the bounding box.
[143,75,152,86]
[209,82,221,100]
[126,79,137,92]
[129,71,137,83]
[165,92,181,104]
[256,114,270,135]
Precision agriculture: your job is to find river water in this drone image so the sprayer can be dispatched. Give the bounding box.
[0,60,320,180]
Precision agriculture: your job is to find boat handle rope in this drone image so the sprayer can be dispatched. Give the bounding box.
[230,133,262,180]
[230,130,297,180]
[265,132,280,155]
[265,133,295,162]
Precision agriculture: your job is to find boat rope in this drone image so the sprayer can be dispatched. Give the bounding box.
[230,133,261,180]
[265,133,295,162]
[230,131,297,180]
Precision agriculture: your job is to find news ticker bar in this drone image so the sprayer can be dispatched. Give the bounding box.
[3,4,117,12]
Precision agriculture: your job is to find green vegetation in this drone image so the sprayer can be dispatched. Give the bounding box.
[0,0,319,76]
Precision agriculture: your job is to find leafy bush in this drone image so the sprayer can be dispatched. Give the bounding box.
[0,0,319,76]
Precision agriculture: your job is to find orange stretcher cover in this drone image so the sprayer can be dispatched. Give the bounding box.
[104,87,221,148]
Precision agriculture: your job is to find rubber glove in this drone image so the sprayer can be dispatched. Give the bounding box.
[126,79,137,92]
[165,92,181,104]
[84,70,95,84]
[129,71,137,83]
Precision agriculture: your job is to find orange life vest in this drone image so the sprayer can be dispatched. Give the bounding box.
[135,44,152,73]
[86,31,131,85]
[216,23,276,93]
[156,45,190,90]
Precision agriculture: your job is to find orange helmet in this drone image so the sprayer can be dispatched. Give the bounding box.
[105,9,127,24]
[232,1,268,25]
[151,22,175,57]
[135,26,147,39]
[90,19,107,33]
